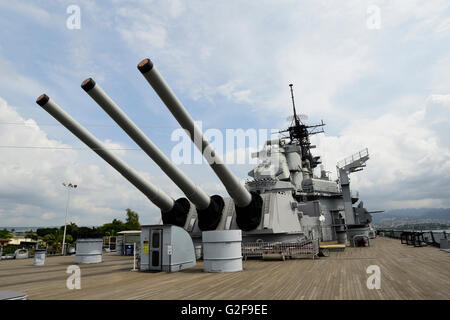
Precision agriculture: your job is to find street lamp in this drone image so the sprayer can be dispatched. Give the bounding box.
[62,182,77,255]
[319,214,326,242]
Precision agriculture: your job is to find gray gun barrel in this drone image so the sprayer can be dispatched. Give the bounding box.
[35,94,174,212]
[81,78,211,210]
[137,59,252,208]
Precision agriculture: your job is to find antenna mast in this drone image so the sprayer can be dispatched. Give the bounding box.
[289,84,300,126]
[279,83,326,169]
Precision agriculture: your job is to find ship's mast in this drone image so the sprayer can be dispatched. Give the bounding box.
[280,84,326,169]
[289,84,300,128]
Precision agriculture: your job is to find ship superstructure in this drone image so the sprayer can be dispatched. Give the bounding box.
[35,58,375,247]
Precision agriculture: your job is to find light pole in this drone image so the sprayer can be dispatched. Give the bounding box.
[319,214,326,242]
[62,182,77,255]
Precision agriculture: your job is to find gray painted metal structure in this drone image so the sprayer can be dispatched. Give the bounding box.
[140,225,196,272]
[36,58,378,248]
[202,230,242,272]
[337,148,370,226]
[75,238,103,264]
[0,291,28,300]
[138,59,252,208]
[81,78,211,210]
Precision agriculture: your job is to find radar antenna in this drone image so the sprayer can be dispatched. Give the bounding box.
[289,84,300,127]
[279,84,326,168]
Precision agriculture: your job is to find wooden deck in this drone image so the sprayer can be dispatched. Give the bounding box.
[0,237,449,300]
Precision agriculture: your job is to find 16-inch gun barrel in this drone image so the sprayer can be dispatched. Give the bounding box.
[81,78,211,210]
[138,59,263,231]
[137,59,252,207]
[35,94,193,227]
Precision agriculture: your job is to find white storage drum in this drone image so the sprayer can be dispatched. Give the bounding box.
[33,250,46,266]
[202,230,242,272]
[14,249,28,259]
[75,238,103,264]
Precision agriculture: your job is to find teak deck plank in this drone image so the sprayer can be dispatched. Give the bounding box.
[0,237,449,300]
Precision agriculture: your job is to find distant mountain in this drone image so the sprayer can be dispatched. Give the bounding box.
[2,209,449,230]
[0,226,57,232]
[372,208,450,228]
[373,208,450,220]
[0,225,101,231]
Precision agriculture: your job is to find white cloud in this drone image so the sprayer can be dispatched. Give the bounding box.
[380,0,450,40]
[115,7,168,52]
[311,94,450,210]
[0,97,172,226]
[429,94,449,102]
[102,1,377,120]
[274,40,372,116]
[168,0,184,18]
[0,1,52,25]
[102,139,127,156]
[386,198,447,210]
[0,53,45,101]
[216,81,253,104]
[1,0,450,227]
[192,80,254,105]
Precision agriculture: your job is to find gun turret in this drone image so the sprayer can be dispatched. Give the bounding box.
[35,94,189,226]
[137,59,262,231]
[81,78,224,230]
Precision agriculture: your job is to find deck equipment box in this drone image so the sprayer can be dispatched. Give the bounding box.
[140,225,196,272]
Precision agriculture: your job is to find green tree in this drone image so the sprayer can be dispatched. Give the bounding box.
[37,227,58,238]
[58,234,73,244]
[59,222,79,239]
[98,218,126,236]
[0,229,13,239]
[125,208,140,230]
[43,233,56,245]
[76,226,102,238]
[26,230,38,240]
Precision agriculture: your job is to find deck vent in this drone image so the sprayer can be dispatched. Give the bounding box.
[33,250,46,266]
[75,238,103,264]
[202,230,242,272]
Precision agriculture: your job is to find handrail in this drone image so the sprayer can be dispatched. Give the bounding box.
[337,148,369,169]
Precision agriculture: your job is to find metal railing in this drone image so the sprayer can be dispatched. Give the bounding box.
[378,229,448,247]
[242,239,319,260]
[337,148,369,169]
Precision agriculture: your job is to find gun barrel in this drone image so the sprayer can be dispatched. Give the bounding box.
[35,94,175,212]
[81,78,211,210]
[138,59,252,208]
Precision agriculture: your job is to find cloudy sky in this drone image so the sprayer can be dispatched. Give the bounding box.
[0,0,449,227]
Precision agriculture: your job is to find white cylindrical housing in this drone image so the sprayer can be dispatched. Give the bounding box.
[33,250,46,266]
[286,152,302,171]
[202,230,242,272]
[75,238,103,264]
